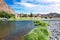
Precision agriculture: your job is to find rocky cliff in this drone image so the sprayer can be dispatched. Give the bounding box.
[0,0,16,14]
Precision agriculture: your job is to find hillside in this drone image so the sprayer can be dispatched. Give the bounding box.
[0,0,16,14]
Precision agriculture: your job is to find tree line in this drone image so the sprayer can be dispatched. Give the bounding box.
[0,11,15,19]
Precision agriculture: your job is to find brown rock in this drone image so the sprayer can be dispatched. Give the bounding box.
[0,0,16,14]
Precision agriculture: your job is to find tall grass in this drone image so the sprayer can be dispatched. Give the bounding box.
[24,20,50,40]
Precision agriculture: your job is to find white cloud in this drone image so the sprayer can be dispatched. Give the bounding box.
[14,2,37,8]
[12,0,60,14]
[46,0,60,2]
[35,0,60,3]
[15,0,60,3]
[19,3,36,8]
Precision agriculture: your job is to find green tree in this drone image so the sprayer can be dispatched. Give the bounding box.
[29,13,33,17]
[22,14,27,17]
[0,11,15,19]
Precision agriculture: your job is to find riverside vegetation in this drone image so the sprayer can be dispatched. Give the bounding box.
[25,20,50,40]
[0,11,15,20]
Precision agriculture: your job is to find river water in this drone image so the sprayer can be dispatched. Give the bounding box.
[0,20,60,40]
[0,21,35,40]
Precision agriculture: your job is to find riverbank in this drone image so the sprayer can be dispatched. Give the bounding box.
[24,20,50,40]
[0,19,60,40]
[9,17,33,21]
[9,17,60,21]
[1,17,60,21]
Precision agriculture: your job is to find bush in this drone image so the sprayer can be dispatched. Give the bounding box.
[0,11,15,19]
[34,20,49,26]
[24,20,50,40]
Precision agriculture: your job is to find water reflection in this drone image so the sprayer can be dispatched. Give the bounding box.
[0,21,34,40]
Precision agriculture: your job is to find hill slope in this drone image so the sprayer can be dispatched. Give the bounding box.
[0,0,16,14]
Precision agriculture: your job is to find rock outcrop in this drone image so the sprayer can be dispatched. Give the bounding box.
[0,0,16,14]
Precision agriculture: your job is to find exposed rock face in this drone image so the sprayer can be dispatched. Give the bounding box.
[0,0,16,14]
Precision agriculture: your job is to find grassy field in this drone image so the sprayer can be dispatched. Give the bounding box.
[15,17,33,20]
[9,17,40,21]
[9,17,60,21]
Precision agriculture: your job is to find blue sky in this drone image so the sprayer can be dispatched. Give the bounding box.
[5,0,60,14]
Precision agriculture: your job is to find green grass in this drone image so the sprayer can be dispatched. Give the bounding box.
[15,17,33,20]
[8,17,44,21]
[24,20,50,40]
[8,17,15,21]
[1,17,60,21]
[0,17,42,21]
[8,17,33,21]
[5,17,60,21]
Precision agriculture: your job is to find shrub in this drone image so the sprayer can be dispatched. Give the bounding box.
[34,20,49,26]
[0,11,15,19]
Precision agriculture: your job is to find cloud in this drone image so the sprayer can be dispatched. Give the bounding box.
[10,0,60,14]
[14,2,37,8]
[34,0,60,3]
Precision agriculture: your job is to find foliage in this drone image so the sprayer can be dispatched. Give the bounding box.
[15,17,33,21]
[34,20,49,26]
[0,11,15,19]
[22,14,27,17]
[9,17,15,21]
[29,13,33,17]
[25,20,50,40]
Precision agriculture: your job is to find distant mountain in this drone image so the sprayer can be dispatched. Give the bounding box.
[0,0,16,14]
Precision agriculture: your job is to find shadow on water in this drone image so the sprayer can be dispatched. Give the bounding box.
[0,20,35,40]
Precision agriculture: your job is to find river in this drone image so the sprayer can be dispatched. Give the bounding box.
[0,21,35,40]
[0,20,60,40]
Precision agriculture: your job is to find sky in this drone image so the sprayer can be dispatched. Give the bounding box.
[5,0,60,14]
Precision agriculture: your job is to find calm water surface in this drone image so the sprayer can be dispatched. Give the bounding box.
[0,21,35,40]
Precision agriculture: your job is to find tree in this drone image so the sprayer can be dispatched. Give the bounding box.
[22,14,27,17]
[29,13,33,17]
[0,11,15,19]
